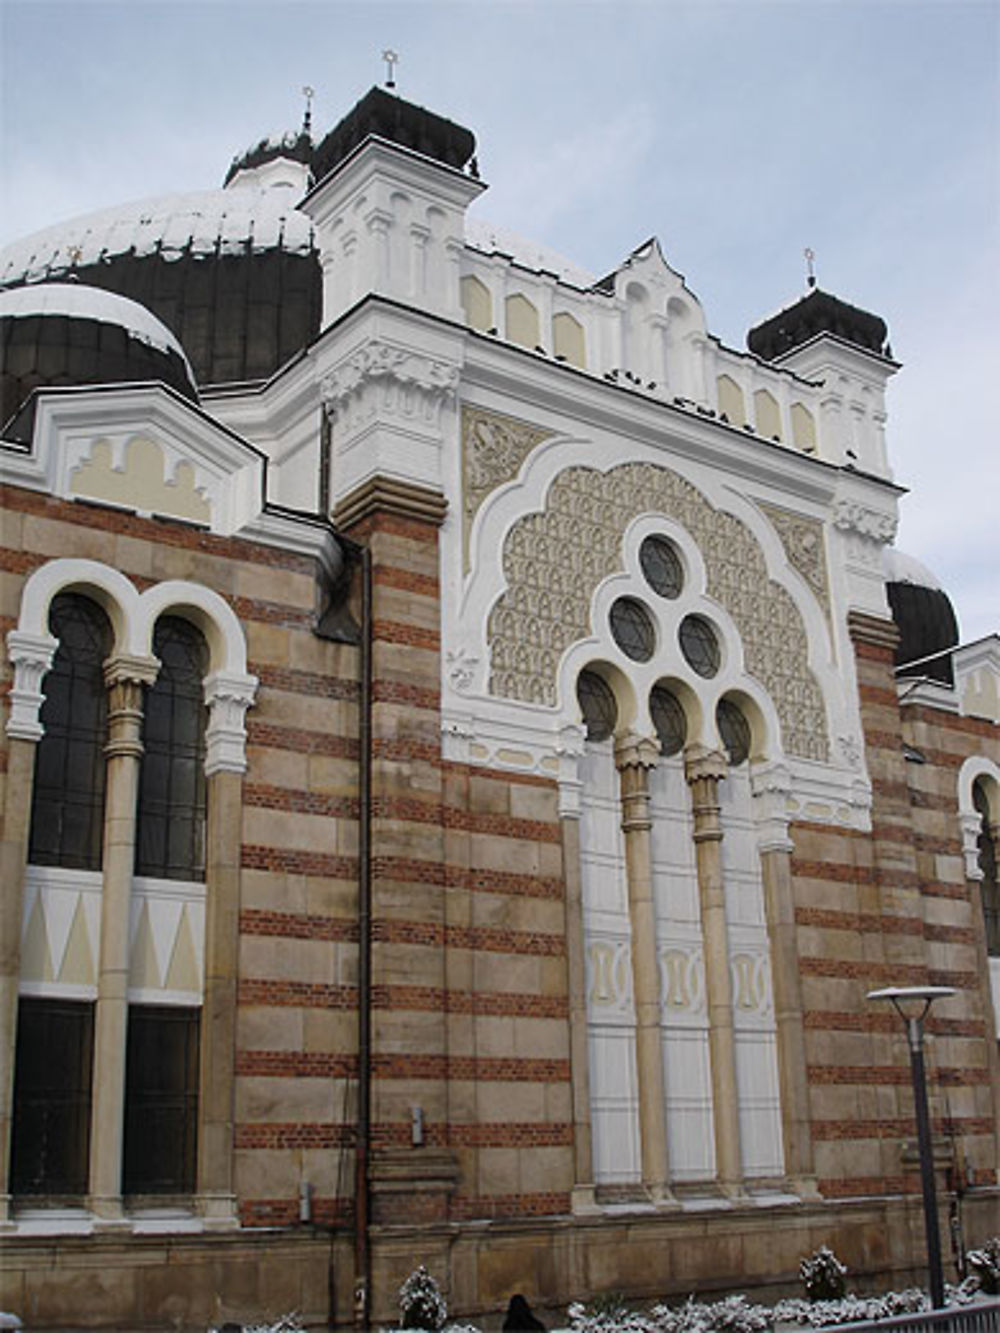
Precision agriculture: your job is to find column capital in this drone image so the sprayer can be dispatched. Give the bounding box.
[614,732,660,773]
[5,629,58,740]
[103,652,159,690]
[959,811,985,882]
[750,759,795,854]
[204,670,258,776]
[684,744,728,787]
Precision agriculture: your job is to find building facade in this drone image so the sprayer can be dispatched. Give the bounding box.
[0,87,998,1329]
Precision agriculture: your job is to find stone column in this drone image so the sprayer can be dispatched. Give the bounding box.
[196,671,256,1225]
[616,733,674,1205]
[751,760,820,1199]
[684,744,744,1199]
[0,630,57,1224]
[88,653,158,1223]
[960,810,1000,1183]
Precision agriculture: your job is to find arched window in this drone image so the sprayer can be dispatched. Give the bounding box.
[974,780,999,956]
[28,592,112,870]
[135,616,208,881]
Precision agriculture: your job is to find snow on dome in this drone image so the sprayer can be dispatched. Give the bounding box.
[883,546,942,590]
[464,216,595,290]
[0,282,192,372]
[0,186,315,287]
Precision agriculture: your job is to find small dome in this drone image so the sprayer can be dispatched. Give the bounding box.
[884,547,959,685]
[747,287,889,361]
[1,282,197,439]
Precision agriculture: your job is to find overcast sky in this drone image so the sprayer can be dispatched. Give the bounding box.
[1,0,997,640]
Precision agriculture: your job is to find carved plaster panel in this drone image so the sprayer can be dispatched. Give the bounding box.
[487,461,829,761]
[461,405,555,569]
[759,503,830,620]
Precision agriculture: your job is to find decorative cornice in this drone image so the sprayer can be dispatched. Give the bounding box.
[320,341,460,419]
[333,475,448,531]
[832,499,897,544]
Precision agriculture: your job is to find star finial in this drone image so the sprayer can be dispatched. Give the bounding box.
[804,247,817,289]
[382,49,399,90]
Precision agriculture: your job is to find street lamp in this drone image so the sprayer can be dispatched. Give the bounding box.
[867,985,956,1308]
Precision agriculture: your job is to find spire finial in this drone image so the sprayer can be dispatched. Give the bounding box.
[382,49,399,90]
[804,247,817,289]
[302,85,314,137]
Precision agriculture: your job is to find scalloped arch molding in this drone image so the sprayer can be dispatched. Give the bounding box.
[487,460,829,762]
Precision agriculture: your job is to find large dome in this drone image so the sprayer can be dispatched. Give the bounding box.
[0,181,322,387]
[1,282,197,440]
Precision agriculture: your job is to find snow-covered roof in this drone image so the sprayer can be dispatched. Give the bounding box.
[464,216,595,290]
[0,186,315,287]
[0,282,192,372]
[884,546,942,590]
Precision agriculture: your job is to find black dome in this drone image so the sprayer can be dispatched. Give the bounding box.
[1,283,197,440]
[884,550,959,686]
[748,287,890,361]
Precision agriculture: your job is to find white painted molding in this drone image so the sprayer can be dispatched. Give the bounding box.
[204,670,258,776]
[5,629,58,740]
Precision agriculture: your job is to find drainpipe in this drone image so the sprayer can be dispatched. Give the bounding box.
[314,531,372,1331]
[354,542,373,1332]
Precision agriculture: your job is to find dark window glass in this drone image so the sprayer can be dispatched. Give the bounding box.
[640,535,683,599]
[10,999,93,1196]
[577,670,618,743]
[974,781,999,956]
[717,698,752,766]
[679,615,720,678]
[29,593,112,870]
[123,1006,200,1195]
[650,685,686,757]
[609,597,656,663]
[135,617,208,881]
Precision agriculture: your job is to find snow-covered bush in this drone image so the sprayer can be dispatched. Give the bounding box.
[773,1289,929,1327]
[798,1247,847,1303]
[966,1236,1000,1295]
[647,1295,770,1333]
[568,1298,653,1333]
[245,1317,305,1333]
[400,1265,448,1331]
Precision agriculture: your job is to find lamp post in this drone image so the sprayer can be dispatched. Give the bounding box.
[867,985,956,1308]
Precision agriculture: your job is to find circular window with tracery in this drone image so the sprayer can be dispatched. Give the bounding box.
[610,597,656,662]
[717,698,751,765]
[650,685,686,757]
[679,615,720,678]
[577,670,618,742]
[640,535,684,599]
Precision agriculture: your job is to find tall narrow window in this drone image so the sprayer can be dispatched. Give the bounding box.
[28,593,112,869]
[135,616,208,881]
[10,999,94,1196]
[123,1006,200,1194]
[974,780,999,956]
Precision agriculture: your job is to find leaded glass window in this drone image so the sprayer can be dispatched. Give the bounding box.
[10,998,93,1195]
[135,616,208,881]
[609,597,656,663]
[975,781,998,956]
[650,685,686,757]
[29,593,112,870]
[577,670,618,743]
[679,615,721,678]
[123,1005,200,1194]
[717,698,751,766]
[640,535,683,600]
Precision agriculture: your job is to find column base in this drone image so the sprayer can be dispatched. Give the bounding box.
[197,1192,240,1229]
[646,1182,681,1210]
[786,1174,823,1203]
[88,1196,130,1232]
[570,1184,601,1215]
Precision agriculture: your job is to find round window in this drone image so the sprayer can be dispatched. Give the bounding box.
[640,535,683,599]
[577,670,618,742]
[717,698,751,765]
[650,685,686,757]
[610,597,656,662]
[679,615,720,678]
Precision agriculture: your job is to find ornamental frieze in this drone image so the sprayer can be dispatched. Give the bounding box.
[759,503,830,621]
[461,405,555,569]
[487,461,829,762]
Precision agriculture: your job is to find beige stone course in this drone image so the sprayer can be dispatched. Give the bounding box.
[23,512,118,564]
[236,1073,351,1123]
[237,1005,305,1051]
[477,1146,519,1195]
[240,934,344,985]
